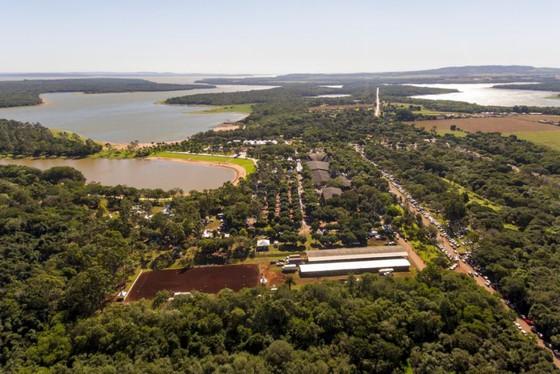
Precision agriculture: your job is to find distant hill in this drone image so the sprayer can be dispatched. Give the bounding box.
[197,65,560,86]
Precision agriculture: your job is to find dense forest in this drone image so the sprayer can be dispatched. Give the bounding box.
[0,119,101,156]
[0,78,214,107]
[2,82,560,371]
[0,162,554,371]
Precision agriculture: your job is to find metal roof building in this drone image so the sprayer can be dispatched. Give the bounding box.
[305,246,408,263]
[299,258,411,277]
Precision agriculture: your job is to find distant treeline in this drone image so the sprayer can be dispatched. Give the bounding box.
[0,119,101,157]
[0,78,215,108]
[396,97,560,115]
[495,81,560,92]
[165,84,455,106]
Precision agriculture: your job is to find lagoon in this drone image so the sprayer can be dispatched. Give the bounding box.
[411,83,560,107]
[0,77,273,144]
[0,158,235,191]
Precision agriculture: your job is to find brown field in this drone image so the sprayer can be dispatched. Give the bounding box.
[126,264,260,301]
[413,115,560,133]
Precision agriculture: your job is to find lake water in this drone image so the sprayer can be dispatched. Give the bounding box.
[0,158,235,191]
[411,83,560,107]
[0,75,273,143]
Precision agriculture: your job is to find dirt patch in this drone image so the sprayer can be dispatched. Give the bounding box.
[259,263,285,287]
[213,122,240,132]
[126,264,259,301]
[413,115,560,133]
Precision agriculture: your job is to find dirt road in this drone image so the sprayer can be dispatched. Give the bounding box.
[355,144,560,368]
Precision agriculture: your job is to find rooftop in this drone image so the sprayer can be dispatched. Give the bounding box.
[306,161,330,171]
[306,246,406,259]
[322,186,343,200]
[299,258,411,274]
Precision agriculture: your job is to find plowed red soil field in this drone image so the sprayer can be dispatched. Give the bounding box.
[126,264,260,301]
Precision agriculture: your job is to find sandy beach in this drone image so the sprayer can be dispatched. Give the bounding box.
[147,156,246,186]
[212,122,241,132]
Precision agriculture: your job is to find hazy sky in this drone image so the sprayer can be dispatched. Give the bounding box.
[1,0,559,74]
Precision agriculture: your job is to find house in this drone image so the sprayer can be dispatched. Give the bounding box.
[311,169,331,186]
[336,176,352,189]
[309,151,327,161]
[321,187,343,201]
[306,160,330,171]
[256,239,271,251]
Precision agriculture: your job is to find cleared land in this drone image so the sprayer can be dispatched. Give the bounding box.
[413,115,560,150]
[192,104,253,114]
[126,264,260,301]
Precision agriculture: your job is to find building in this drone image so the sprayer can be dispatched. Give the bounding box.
[321,186,343,201]
[306,160,330,171]
[309,151,327,161]
[336,176,352,189]
[256,239,271,251]
[305,246,408,263]
[299,258,410,277]
[310,169,331,186]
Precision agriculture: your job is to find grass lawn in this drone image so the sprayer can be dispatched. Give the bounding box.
[192,104,253,114]
[506,131,560,151]
[436,128,468,137]
[153,151,256,174]
[443,178,502,212]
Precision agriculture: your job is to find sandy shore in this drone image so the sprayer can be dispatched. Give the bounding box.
[147,156,246,186]
[213,122,240,132]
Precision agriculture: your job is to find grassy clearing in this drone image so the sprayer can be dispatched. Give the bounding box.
[435,128,468,137]
[443,178,502,212]
[392,102,450,116]
[506,131,560,151]
[192,104,253,114]
[410,240,440,264]
[90,148,137,159]
[153,151,256,174]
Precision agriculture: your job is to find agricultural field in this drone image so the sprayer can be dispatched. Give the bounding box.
[126,264,260,301]
[413,114,560,150]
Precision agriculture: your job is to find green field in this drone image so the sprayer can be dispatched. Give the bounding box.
[392,102,450,116]
[153,151,256,174]
[506,131,560,151]
[192,103,253,114]
[435,128,467,137]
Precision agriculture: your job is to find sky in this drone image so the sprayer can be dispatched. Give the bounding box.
[1,0,559,74]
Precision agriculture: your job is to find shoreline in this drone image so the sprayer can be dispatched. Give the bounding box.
[146,156,246,186]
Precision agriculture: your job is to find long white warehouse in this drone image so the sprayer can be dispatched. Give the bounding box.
[306,246,407,263]
[299,258,411,277]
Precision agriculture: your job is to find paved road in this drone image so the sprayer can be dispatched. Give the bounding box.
[355,145,560,368]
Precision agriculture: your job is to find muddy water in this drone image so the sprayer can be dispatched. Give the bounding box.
[0,158,235,191]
